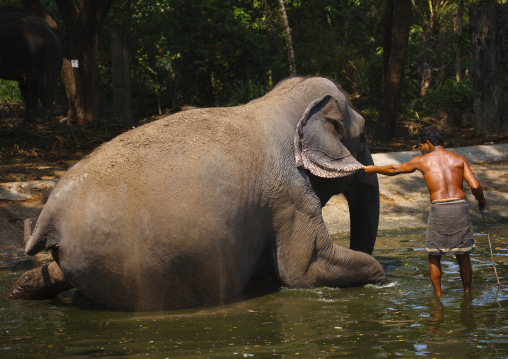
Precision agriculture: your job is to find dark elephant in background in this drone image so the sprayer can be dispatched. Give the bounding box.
[0,6,62,123]
[5,77,386,311]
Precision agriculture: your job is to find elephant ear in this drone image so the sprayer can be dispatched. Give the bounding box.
[294,95,364,178]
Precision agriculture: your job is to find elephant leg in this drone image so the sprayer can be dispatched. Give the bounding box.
[37,72,58,116]
[4,261,73,300]
[19,81,38,124]
[274,209,387,288]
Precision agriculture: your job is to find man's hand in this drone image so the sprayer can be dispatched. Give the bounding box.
[478,198,486,211]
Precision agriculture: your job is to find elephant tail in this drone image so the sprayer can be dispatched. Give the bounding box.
[24,218,54,256]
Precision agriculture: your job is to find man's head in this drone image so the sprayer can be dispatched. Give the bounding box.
[418,125,444,147]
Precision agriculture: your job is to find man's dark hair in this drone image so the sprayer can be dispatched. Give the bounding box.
[418,125,444,146]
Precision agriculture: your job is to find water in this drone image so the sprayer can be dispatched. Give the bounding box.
[1,225,507,358]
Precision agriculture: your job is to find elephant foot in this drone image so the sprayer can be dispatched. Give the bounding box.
[4,261,73,300]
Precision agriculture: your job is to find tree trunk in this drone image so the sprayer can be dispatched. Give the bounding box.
[21,0,57,28]
[22,0,113,124]
[454,1,463,82]
[278,0,297,76]
[111,28,132,124]
[381,0,393,90]
[55,0,114,124]
[376,0,411,142]
[470,4,508,134]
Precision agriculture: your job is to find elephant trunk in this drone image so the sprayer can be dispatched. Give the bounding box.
[344,143,380,255]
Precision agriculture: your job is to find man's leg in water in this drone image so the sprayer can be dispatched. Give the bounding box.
[455,253,472,293]
[428,254,442,296]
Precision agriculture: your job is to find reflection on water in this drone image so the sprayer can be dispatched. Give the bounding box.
[1,225,507,358]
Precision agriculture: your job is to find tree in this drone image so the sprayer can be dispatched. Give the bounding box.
[277,0,296,76]
[470,3,508,133]
[20,0,114,124]
[283,1,384,98]
[376,0,411,142]
[55,0,114,124]
[411,0,468,95]
[453,0,463,82]
[125,0,281,109]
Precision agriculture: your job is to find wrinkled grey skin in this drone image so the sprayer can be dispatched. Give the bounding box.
[5,77,386,311]
[0,6,62,123]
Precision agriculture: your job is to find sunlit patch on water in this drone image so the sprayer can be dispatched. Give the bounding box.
[0,224,507,357]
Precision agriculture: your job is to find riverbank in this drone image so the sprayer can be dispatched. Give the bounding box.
[1,143,507,267]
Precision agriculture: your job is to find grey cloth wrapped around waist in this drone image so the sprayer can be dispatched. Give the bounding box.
[426,198,475,255]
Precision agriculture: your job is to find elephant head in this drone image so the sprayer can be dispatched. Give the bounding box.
[293,92,380,254]
[294,95,364,178]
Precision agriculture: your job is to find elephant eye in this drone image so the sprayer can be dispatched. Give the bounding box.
[329,119,346,142]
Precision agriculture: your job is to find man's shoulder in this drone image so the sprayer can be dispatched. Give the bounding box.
[442,149,467,162]
[403,154,425,171]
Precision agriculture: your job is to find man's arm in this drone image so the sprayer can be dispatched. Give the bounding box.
[364,157,420,176]
[463,159,486,211]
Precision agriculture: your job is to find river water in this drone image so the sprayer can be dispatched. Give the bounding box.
[1,224,507,358]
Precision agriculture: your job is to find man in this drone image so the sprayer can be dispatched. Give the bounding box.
[364,125,486,296]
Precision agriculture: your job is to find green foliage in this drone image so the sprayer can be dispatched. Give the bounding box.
[225,78,271,106]
[98,0,487,124]
[410,80,473,116]
[0,79,21,103]
[287,0,384,97]
[100,0,390,114]
[399,1,475,120]
[429,79,473,109]
[101,0,286,116]
[1,0,476,124]
[472,0,507,3]
[0,0,22,6]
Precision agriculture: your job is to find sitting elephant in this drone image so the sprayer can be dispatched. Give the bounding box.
[5,77,386,311]
[0,6,62,123]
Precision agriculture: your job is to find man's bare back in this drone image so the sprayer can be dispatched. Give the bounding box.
[417,148,468,201]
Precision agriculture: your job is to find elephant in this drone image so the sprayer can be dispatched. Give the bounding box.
[5,77,386,311]
[0,6,63,123]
